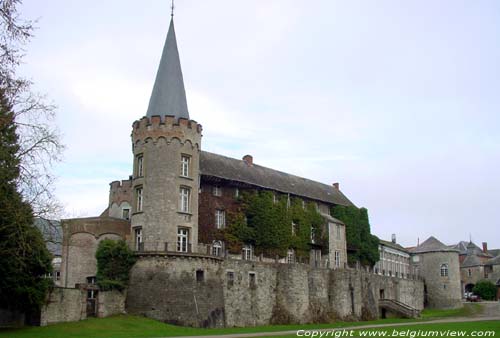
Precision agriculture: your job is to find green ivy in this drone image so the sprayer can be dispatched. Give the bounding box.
[331,205,380,266]
[95,239,137,291]
[224,190,326,258]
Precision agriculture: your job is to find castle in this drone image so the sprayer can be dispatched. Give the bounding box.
[36,16,479,328]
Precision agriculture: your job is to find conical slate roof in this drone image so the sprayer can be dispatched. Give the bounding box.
[411,236,458,254]
[146,18,189,120]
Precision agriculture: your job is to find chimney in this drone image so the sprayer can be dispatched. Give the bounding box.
[332,182,340,190]
[242,155,253,166]
[391,234,396,244]
[482,242,488,253]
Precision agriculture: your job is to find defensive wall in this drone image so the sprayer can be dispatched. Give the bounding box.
[126,254,424,328]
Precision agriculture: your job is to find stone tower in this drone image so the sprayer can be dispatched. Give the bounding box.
[130,18,202,252]
[411,236,462,309]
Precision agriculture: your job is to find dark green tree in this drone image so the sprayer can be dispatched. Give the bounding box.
[0,88,53,313]
[473,280,496,301]
[96,239,137,291]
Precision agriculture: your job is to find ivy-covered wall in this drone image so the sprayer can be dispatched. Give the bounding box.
[331,206,380,266]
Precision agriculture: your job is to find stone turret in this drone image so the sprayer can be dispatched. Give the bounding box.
[130,17,202,252]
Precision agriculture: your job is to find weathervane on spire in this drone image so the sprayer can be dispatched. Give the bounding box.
[171,0,175,17]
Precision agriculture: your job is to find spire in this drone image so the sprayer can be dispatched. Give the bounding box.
[146,17,189,120]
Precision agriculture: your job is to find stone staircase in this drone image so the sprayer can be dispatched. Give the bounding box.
[379,299,421,318]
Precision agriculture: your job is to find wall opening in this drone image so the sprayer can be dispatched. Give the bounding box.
[196,269,204,283]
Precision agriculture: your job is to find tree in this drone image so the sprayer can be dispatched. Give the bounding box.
[0,86,53,313]
[1,0,64,224]
[473,280,496,301]
[96,239,137,291]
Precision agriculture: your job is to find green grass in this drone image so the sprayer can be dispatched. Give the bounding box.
[421,303,483,319]
[0,315,433,338]
[275,321,500,338]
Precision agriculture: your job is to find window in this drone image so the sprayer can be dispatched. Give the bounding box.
[468,269,472,277]
[177,228,189,252]
[87,290,97,299]
[336,224,341,239]
[55,271,61,281]
[136,187,143,212]
[136,155,144,177]
[242,244,253,260]
[212,240,222,256]
[213,186,222,197]
[287,249,295,264]
[440,264,449,277]
[179,187,190,213]
[291,221,297,236]
[227,271,234,286]
[196,270,204,282]
[87,276,96,285]
[302,200,306,209]
[122,208,130,220]
[235,188,239,198]
[134,227,143,251]
[181,155,190,177]
[310,226,316,244]
[334,251,341,268]
[249,272,256,288]
[215,209,226,229]
[273,194,277,204]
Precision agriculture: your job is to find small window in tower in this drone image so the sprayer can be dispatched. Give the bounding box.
[134,227,143,251]
[336,224,341,239]
[196,269,204,282]
[335,250,341,268]
[440,264,449,277]
[136,187,143,212]
[179,187,190,213]
[136,154,144,177]
[181,155,190,177]
[468,269,472,277]
[213,186,222,197]
[55,271,61,281]
[215,209,226,229]
[122,208,130,220]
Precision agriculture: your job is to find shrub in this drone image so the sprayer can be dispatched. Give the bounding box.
[95,239,137,291]
[473,280,496,300]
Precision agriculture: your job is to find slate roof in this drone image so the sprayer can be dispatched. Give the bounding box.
[461,254,483,267]
[146,18,189,120]
[34,218,62,256]
[487,249,500,258]
[410,236,459,254]
[486,255,500,266]
[379,239,409,253]
[200,151,354,207]
[449,241,490,257]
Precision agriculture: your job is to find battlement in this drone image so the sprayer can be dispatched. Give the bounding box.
[109,179,132,206]
[131,115,202,144]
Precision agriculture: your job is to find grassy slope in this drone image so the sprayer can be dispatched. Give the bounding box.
[0,305,492,338]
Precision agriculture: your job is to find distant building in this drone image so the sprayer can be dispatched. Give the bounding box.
[374,234,416,279]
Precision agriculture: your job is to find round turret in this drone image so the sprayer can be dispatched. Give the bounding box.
[130,115,202,252]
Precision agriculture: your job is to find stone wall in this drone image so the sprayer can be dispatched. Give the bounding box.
[126,255,424,328]
[97,290,126,318]
[0,309,24,328]
[40,288,86,326]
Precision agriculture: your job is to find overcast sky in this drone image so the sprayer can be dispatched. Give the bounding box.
[20,0,500,249]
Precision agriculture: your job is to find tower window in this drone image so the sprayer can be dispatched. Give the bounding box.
[215,209,226,229]
[196,269,204,282]
[440,264,449,277]
[468,269,472,277]
[136,187,143,212]
[134,227,143,251]
[179,187,190,213]
[335,250,341,268]
[181,155,190,177]
[136,154,144,177]
[122,208,130,220]
[336,224,341,239]
[212,186,222,197]
[177,228,189,252]
[249,272,256,288]
[227,271,234,286]
[310,226,316,244]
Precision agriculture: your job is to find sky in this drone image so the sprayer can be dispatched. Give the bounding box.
[19,0,500,249]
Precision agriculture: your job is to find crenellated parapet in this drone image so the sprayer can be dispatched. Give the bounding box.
[131,116,202,149]
[109,179,132,206]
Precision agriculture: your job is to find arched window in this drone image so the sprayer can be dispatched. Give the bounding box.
[440,264,449,277]
[212,240,222,257]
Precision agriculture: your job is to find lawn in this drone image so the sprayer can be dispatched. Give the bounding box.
[420,303,483,318]
[0,304,494,338]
